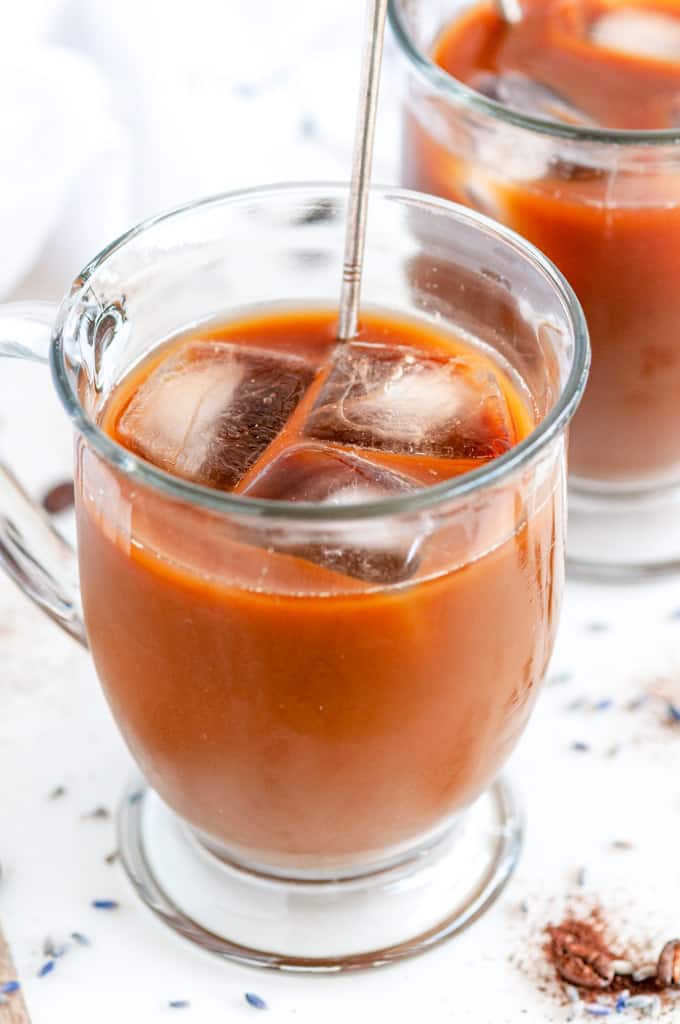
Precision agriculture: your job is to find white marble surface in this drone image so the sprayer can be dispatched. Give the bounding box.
[2,2,680,1021]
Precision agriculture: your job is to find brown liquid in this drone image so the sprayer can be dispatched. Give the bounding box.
[403,0,680,482]
[77,309,562,871]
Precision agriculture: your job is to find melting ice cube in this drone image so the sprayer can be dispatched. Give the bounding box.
[470,70,596,127]
[304,342,514,461]
[117,340,314,489]
[590,7,680,62]
[244,444,422,583]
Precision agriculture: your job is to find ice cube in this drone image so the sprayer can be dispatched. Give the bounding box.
[590,7,680,62]
[304,342,514,461]
[244,444,422,583]
[117,340,314,489]
[470,70,596,127]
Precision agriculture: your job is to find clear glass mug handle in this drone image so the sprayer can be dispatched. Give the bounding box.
[0,302,87,646]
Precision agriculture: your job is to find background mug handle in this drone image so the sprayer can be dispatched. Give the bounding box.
[0,302,87,646]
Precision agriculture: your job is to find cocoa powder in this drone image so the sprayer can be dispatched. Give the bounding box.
[545,909,675,1006]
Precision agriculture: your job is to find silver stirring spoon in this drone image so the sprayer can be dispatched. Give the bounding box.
[337,0,389,342]
[336,0,527,343]
[337,0,524,344]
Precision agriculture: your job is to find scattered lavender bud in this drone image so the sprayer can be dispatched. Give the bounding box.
[232,81,256,100]
[0,981,19,994]
[128,790,143,805]
[81,806,110,820]
[577,866,587,887]
[42,937,68,959]
[567,698,587,711]
[519,899,529,914]
[168,1000,190,1009]
[48,785,66,800]
[37,960,55,978]
[615,990,630,1012]
[572,741,590,752]
[245,992,268,1010]
[667,703,680,723]
[594,699,613,711]
[627,696,648,712]
[585,1004,611,1017]
[550,672,574,686]
[300,114,318,139]
[91,900,119,910]
[70,932,91,947]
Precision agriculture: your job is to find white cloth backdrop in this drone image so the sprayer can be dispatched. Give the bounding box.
[3,0,400,301]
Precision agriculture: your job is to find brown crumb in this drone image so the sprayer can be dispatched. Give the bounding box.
[545,909,677,1008]
[41,480,75,515]
[547,917,615,989]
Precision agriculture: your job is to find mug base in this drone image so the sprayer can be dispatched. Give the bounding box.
[117,777,522,972]
[568,478,680,580]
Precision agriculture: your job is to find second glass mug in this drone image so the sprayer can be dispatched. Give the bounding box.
[0,184,588,969]
[390,0,680,575]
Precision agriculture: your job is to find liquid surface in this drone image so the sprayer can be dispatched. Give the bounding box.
[435,0,680,129]
[106,309,532,583]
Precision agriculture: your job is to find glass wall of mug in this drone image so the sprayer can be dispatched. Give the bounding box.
[0,185,587,967]
[389,0,680,575]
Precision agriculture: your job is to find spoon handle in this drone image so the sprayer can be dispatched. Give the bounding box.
[338,0,389,341]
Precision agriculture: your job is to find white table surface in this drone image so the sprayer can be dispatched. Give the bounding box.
[3,9,680,1020]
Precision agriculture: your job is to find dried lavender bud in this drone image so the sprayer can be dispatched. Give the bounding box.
[244,992,268,1010]
[81,806,110,821]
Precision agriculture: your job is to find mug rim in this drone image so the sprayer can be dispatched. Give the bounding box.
[388,0,680,145]
[51,182,589,523]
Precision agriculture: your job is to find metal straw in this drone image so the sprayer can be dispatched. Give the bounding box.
[337,0,389,341]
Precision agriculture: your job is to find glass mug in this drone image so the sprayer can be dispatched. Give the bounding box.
[0,184,588,969]
[390,0,680,576]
